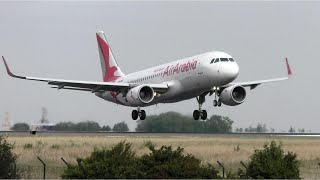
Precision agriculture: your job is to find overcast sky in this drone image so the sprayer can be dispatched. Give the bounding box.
[0,1,319,132]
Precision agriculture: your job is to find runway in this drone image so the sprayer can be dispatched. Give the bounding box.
[1,131,320,137]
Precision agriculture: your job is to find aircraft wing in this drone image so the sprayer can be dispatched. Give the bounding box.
[224,58,292,90]
[2,56,168,93]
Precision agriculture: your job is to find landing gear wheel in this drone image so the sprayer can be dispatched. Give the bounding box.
[213,100,218,107]
[193,110,200,120]
[132,110,138,120]
[140,110,146,120]
[217,100,222,107]
[201,110,207,120]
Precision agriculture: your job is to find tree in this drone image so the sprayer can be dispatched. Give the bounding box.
[243,123,268,133]
[113,122,129,132]
[101,125,111,131]
[289,126,295,133]
[76,121,101,131]
[11,123,30,131]
[136,112,233,133]
[54,122,77,131]
[235,128,243,133]
[54,121,101,131]
[0,135,18,178]
[246,140,300,179]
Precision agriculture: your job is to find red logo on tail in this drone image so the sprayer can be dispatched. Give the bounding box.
[97,34,120,82]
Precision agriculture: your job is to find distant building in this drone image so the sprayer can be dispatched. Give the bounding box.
[30,107,55,132]
[30,123,55,131]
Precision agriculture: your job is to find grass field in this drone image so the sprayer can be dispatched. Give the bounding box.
[5,133,320,178]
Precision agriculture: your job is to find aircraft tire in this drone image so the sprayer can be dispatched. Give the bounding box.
[193,110,200,120]
[217,100,222,107]
[132,110,139,120]
[213,100,218,107]
[201,110,207,120]
[140,110,146,120]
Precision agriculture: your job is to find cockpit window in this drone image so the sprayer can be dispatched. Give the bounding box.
[214,58,219,63]
[210,59,215,64]
[229,58,234,62]
[220,58,229,62]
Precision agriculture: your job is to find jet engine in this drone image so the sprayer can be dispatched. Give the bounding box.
[219,85,246,106]
[126,85,155,106]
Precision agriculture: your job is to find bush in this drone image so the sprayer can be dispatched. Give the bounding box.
[101,125,111,131]
[0,135,18,178]
[61,141,143,178]
[50,144,60,149]
[61,141,221,179]
[140,143,221,179]
[23,143,33,149]
[246,140,300,179]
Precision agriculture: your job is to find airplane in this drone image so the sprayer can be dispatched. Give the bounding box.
[2,31,292,120]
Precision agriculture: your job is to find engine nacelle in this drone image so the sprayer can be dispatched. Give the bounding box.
[220,85,246,106]
[126,85,155,106]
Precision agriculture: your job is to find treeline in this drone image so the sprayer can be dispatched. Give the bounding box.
[10,112,307,133]
[136,112,233,133]
[54,121,129,132]
[10,121,129,132]
[235,123,268,133]
[235,123,307,133]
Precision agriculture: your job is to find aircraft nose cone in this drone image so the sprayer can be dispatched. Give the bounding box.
[223,63,239,82]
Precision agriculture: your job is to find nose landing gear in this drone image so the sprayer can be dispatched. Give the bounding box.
[132,107,146,120]
[213,87,222,107]
[193,95,208,120]
[213,99,221,107]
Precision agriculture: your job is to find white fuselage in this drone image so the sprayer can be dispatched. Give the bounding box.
[95,51,239,107]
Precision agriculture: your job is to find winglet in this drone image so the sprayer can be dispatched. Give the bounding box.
[2,56,26,79]
[285,57,292,77]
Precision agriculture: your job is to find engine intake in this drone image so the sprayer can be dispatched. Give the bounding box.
[220,85,246,106]
[126,85,155,106]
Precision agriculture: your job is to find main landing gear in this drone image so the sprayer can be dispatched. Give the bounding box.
[193,88,223,120]
[193,95,207,120]
[132,107,146,120]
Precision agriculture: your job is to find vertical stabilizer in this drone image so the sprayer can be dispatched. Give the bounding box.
[96,31,124,82]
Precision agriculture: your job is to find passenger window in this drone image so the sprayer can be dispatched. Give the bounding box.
[214,58,220,63]
[220,58,229,62]
[229,58,234,62]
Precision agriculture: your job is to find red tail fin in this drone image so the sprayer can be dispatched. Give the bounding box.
[285,58,292,77]
[96,31,124,82]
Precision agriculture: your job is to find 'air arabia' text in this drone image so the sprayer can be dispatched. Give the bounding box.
[163,60,198,77]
